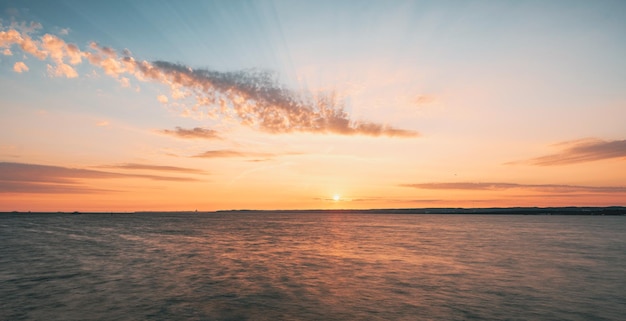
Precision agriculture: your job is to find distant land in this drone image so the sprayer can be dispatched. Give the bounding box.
[2,207,625,216]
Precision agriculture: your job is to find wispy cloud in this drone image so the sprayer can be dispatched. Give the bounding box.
[515,138,626,166]
[414,94,437,106]
[0,162,200,194]
[0,181,114,194]
[192,150,273,159]
[1,22,418,138]
[147,61,419,137]
[0,162,120,194]
[98,163,207,174]
[402,182,626,193]
[159,127,221,140]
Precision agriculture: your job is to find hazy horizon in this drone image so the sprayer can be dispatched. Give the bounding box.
[1,1,625,211]
[3,206,625,215]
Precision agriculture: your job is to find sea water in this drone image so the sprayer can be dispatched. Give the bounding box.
[1,213,624,320]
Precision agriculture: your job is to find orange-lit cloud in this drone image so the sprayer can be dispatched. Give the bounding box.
[157,94,169,104]
[403,182,626,193]
[13,61,28,73]
[47,63,78,78]
[0,27,47,59]
[0,162,201,194]
[517,138,626,166]
[159,127,221,140]
[40,34,82,65]
[1,22,418,138]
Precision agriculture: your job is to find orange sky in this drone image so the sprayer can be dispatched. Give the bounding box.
[1,1,625,211]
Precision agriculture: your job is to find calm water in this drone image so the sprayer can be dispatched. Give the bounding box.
[0,213,624,320]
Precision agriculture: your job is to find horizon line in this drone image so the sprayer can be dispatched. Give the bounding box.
[2,206,625,215]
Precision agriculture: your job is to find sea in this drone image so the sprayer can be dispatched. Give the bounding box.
[1,212,624,321]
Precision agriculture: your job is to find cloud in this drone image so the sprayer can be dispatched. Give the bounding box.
[0,162,121,194]
[0,162,200,194]
[157,94,168,104]
[41,34,81,65]
[0,181,114,194]
[119,77,130,88]
[3,48,12,55]
[516,138,626,166]
[402,182,626,193]
[192,150,273,158]
[98,163,207,174]
[159,127,221,140]
[1,21,418,138]
[414,95,437,106]
[13,61,28,73]
[96,120,109,127]
[47,63,78,78]
[1,27,82,79]
[146,61,419,137]
[0,28,47,59]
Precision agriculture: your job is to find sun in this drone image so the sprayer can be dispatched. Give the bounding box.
[332,194,341,201]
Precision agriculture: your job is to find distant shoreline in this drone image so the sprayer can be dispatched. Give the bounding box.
[2,207,625,216]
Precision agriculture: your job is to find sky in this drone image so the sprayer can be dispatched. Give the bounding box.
[1,0,625,211]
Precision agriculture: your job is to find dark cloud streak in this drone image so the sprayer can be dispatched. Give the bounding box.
[402,182,626,193]
[0,162,199,194]
[98,163,207,174]
[192,150,273,159]
[0,181,116,194]
[512,138,626,166]
[159,127,221,140]
[531,139,626,166]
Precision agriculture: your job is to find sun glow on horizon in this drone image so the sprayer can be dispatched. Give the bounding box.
[333,194,341,202]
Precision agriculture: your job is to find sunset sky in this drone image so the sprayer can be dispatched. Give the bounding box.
[1,0,625,211]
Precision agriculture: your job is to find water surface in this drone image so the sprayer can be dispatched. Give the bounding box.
[1,213,624,320]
